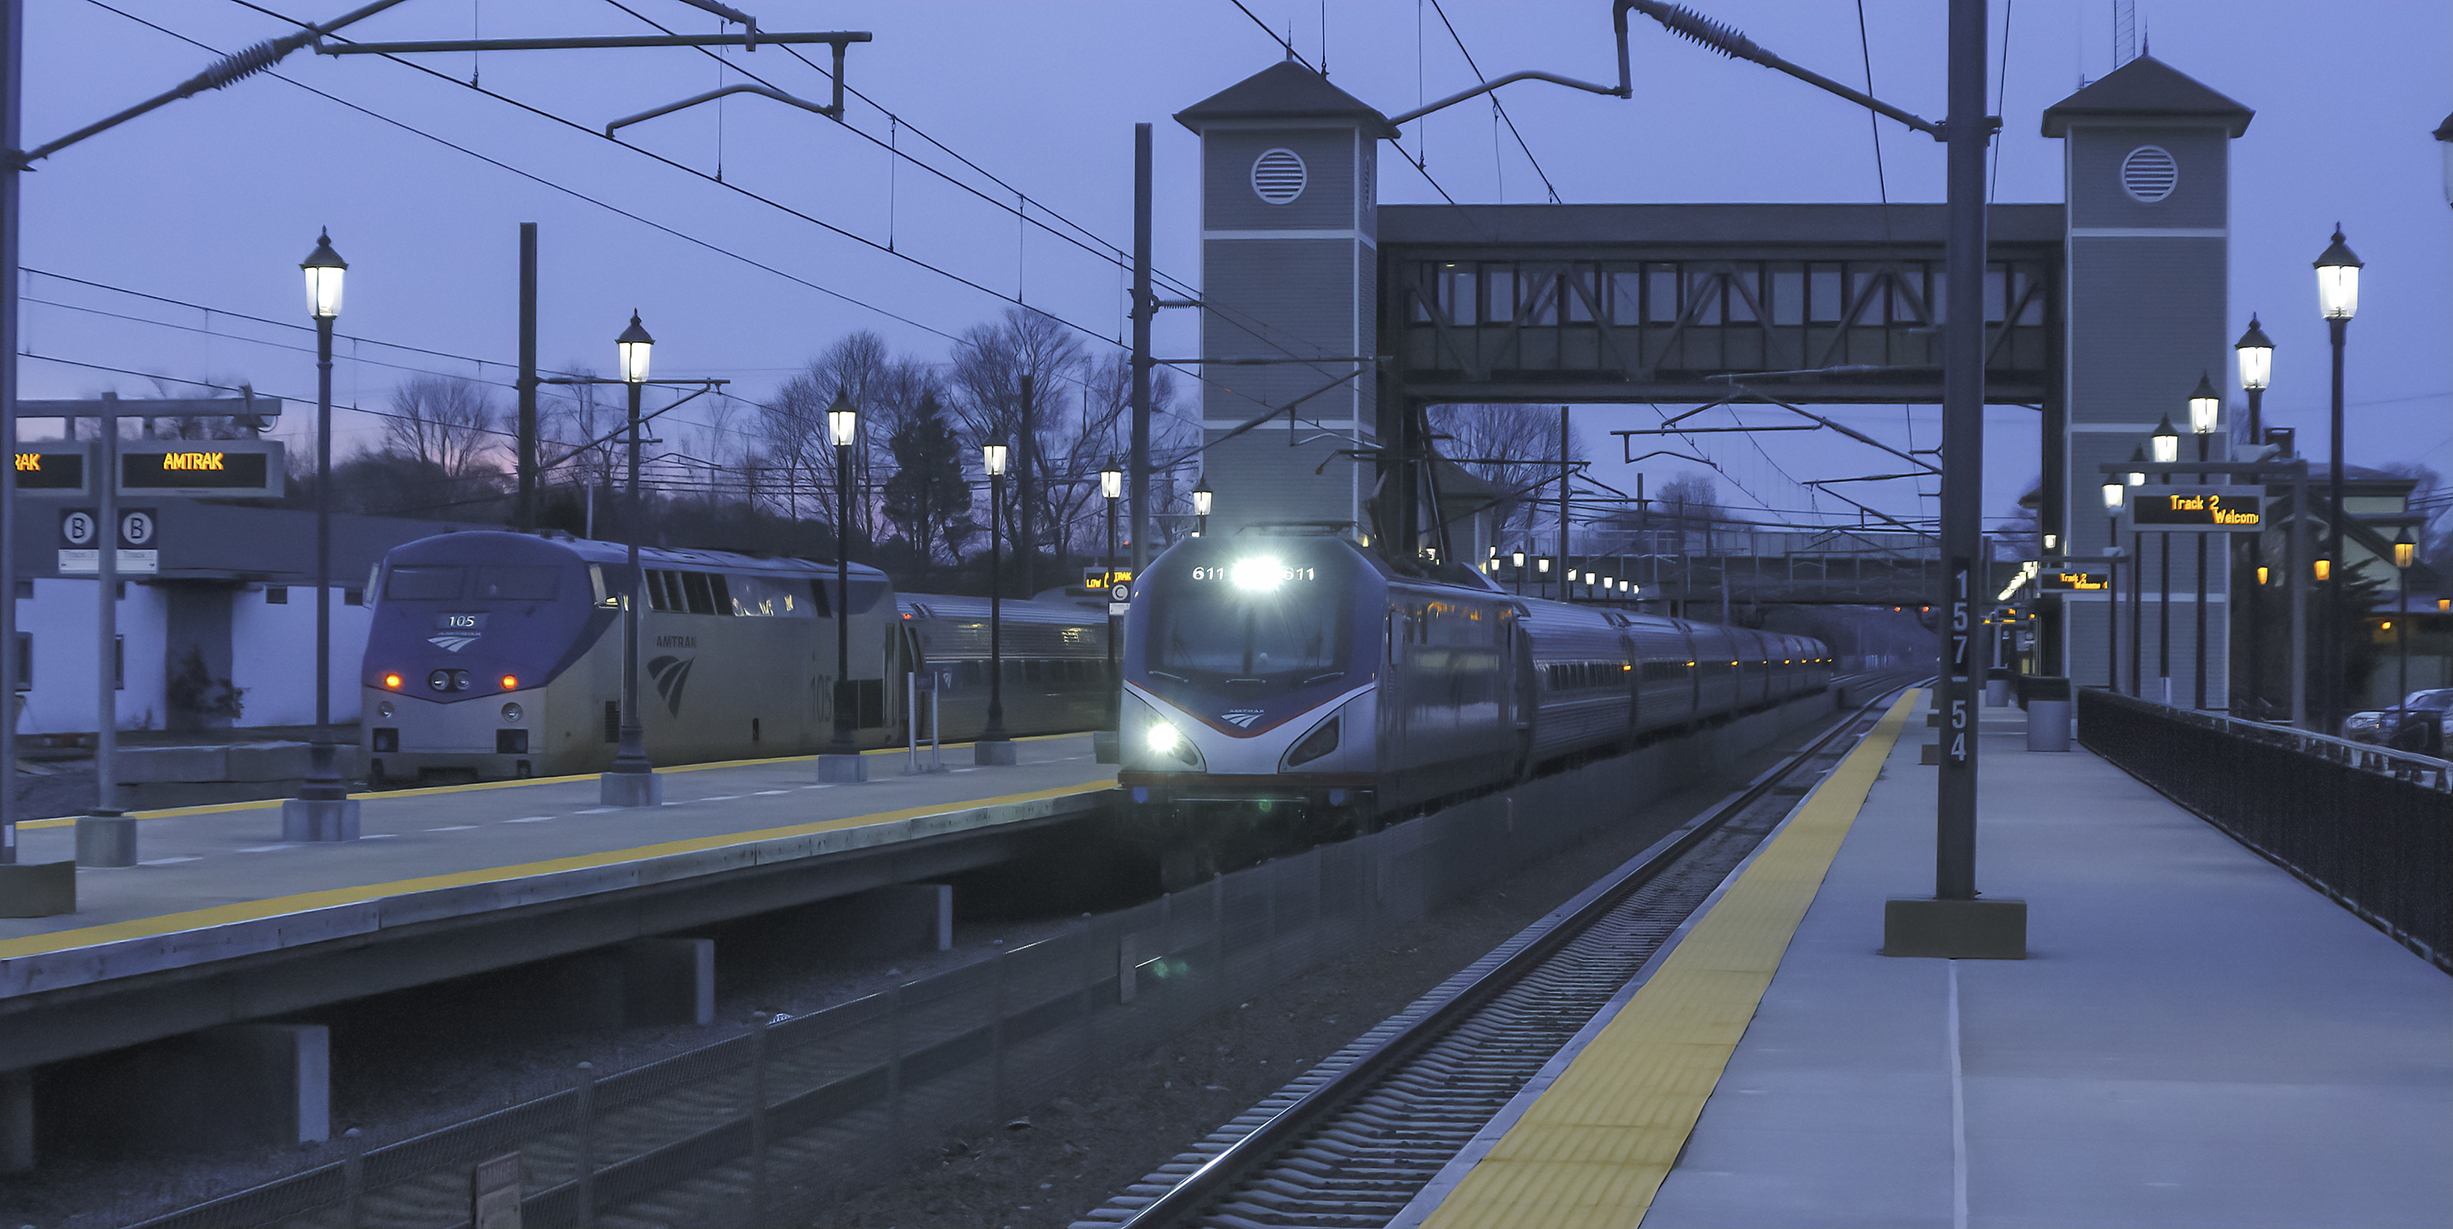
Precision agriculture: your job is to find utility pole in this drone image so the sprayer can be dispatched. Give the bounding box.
[1017,373,1036,596]
[0,0,22,874]
[1556,407,1570,601]
[1886,0,2026,958]
[1129,123,1154,577]
[517,223,539,531]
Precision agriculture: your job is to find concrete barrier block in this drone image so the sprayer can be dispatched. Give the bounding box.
[817,753,869,783]
[281,798,361,842]
[619,938,715,1027]
[76,816,138,867]
[116,745,230,783]
[973,739,1018,766]
[0,860,76,917]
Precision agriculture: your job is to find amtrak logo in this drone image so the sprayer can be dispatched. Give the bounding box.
[1221,709,1264,729]
[428,633,480,653]
[647,654,695,716]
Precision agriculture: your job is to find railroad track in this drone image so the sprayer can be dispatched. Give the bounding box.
[1076,675,1922,1229]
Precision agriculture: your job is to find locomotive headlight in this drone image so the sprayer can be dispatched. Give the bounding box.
[1147,722,1184,754]
[428,669,453,692]
[1230,556,1285,592]
[376,701,395,720]
[502,702,524,722]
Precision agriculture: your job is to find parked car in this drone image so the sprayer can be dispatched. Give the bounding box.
[2341,688,2452,755]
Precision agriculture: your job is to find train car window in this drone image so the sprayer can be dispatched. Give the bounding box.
[680,571,717,615]
[708,573,734,615]
[472,566,561,601]
[729,574,815,617]
[643,571,673,612]
[805,580,834,619]
[384,565,464,600]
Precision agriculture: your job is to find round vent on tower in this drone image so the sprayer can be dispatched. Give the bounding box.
[2120,145,2178,203]
[1250,148,1307,205]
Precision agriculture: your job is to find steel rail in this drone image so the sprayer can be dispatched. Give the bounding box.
[1110,673,1926,1228]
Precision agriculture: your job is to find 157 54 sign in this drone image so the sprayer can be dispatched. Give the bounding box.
[2127,486,2263,533]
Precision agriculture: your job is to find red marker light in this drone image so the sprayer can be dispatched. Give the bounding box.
[383,673,403,690]
[500,674,519,690]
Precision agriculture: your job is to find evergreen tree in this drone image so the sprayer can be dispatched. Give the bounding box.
[881,394,973,567]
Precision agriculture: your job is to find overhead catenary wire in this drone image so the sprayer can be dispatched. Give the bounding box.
[1425,0,1562,204]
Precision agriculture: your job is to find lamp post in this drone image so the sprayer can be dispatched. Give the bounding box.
[282,229,359,840]
[2237,316,2274,716]
[819,390,866,781]
[1100,458,1123,735]
[2127,448,2147,697]
[602,311,661,806]
[2393,528,2415,734]
[2188,373,2220,709]
[1191,477,1212,537]
[977,442,1015,764]
[1511,549,1525,595]
[2102,479,2124,690]
[2315,226,2362,733]
[2150,416,2179,703]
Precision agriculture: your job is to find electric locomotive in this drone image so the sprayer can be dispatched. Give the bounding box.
[1116,531,1830,857]
[361,531,1108,784]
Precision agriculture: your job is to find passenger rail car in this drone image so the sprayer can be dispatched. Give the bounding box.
[361,531,1107,784]
[1116,533,1830,851]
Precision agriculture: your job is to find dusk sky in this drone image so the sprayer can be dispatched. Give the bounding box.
[13,0,2449,533]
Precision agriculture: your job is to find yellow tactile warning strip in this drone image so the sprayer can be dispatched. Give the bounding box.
[1421,690,1920,1229]
[13,730,1089,830]
[0,778,1112,961]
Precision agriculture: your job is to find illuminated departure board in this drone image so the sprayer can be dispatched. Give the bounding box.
[118,442,285,496]
[2128,486,2263,532]
[12,449,88,493]
[2038,569,2111,592]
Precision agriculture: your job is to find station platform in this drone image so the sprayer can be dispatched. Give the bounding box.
[0,735,1113,1070]
[1404,693,2452,1229]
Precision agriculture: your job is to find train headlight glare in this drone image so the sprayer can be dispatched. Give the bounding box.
[500,674,519,691]
[382,673,402,690]
[1230,556,1284,592]
[502,702,524,722]
[1146,722,1183,754]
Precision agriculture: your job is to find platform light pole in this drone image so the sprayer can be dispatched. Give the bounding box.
[2237,318,2273,714]
[2392,528,2415,731]
[1510,549,1525,596]
[282,230,359,840]
[2188,374,2220,709]
[2102,479,2124,690]
[977,442,1015,765]
[1101,458,1123,734]
[1191,478,1212,538]
[598,313,662,806]
[819,391,866,782]
[2149,415,2180,704]
[2126,449,2147,697]
[2314,228,2361,734]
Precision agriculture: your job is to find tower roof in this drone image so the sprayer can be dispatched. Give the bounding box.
[1175,61,1399,139]
[2042,55,2253,137]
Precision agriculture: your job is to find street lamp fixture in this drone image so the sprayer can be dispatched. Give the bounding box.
[977,441,1015,764]
[2314,227,2363,321]
[617,311,654,383]
[2235,315,2273,393]
[2187,372,2221,438]
[2101,481,2123,513]
[1100,461,1124,502]
[283,228,359,840]
[2149,414,2180,465]
[820,389,865,780]
[2392,529,2416,570]
[1191,476,1212,536]
[2313,558,2330,583]
[301,229,346,319]
[2127,448,2148,488]
[2393,528,2415,728]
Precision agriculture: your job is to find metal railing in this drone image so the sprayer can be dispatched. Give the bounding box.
[2078,688,2450,971]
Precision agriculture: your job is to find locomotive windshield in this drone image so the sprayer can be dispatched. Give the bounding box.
[1144,550,1354,696]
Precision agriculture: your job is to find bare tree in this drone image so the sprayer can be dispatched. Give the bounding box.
[382,375,501,478]
[946,309,1089,576]
[1429,404,1582,551]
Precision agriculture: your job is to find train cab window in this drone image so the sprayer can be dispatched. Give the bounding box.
[644,571,674,612]
[472,566,562,601]
[806,580,834,619]
[680,571,717,615]
[384,565,463,601]
[707,573,733,614]
[729,574,814,617]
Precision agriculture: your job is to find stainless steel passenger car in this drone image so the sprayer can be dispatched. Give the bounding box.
[1116,532,1830,853]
